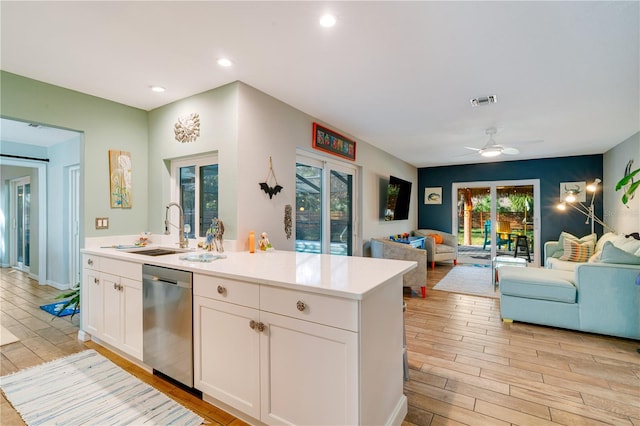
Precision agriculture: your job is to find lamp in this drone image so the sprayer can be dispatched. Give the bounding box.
[556,178,614,234]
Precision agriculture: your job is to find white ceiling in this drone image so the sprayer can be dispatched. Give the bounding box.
[1,1,638,167]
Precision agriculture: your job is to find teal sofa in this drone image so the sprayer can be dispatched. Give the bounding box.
[499,234,640,340]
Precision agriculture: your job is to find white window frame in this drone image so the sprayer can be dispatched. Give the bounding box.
[170,153,218,238]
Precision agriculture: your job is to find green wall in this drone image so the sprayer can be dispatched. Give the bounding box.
[0,71,149,239]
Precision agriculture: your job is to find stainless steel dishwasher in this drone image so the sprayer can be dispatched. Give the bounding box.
[142,264,194,389]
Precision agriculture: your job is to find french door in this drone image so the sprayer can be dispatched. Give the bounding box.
[11,177,31,272]
[295,153,357,256]
[453,179,540,266]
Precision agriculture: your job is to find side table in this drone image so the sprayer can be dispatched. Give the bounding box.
[492,256,527,291]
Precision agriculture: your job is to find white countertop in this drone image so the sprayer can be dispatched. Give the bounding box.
[82,246,417,300]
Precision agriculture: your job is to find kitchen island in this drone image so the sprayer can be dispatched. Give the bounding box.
[81,246,416,426]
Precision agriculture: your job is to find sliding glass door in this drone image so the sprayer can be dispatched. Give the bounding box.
[454,179,540,266]
[295,154,356,256]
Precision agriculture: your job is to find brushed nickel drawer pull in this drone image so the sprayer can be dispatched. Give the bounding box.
[249,320,257,330]
[217,285,226,295]
[296,301,306,312]
[87,259,93,266]
[257,322,266,332]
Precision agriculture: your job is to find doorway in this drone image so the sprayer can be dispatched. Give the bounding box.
[453,179,540,266]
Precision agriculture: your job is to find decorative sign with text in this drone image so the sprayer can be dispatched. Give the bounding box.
[312,123,356,161]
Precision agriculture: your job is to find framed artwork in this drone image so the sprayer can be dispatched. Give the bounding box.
[559,181,586,202]
[109,149,132,208]
[424,187,442,204]
[312,123,356,161]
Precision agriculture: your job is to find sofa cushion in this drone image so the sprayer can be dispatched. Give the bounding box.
[546,257,577,271]
[499,267,576,303]
[559,238,594,262]
[612,234,640,255]
[436,244,456,254]
[598,241,640,265]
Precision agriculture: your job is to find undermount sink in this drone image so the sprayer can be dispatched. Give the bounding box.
[179,252,226,262]
[126,248,185,257]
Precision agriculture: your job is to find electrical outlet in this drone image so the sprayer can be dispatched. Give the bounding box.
[95,217,109,229]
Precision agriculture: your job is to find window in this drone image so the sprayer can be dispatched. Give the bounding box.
[171,155,218,238]
[296,152,357,256]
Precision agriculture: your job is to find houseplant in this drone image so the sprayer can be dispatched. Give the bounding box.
[52,284,80,320]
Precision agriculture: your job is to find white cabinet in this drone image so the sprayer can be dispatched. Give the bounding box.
[81,254,142,360]
[194,274,360,426]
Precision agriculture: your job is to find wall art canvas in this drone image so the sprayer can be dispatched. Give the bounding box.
[559,181,586,202]
[109,149,132,208]
[424,187,442,204]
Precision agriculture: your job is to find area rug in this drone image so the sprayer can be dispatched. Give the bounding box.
[433,265,498,299]
[1,326,19,346]
[0,350,203,426]
[39,301,78,317]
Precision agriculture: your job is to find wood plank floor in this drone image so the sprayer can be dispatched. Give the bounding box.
[2,266,639,425]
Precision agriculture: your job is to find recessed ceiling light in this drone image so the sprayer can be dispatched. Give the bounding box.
[320,14,336,28]
[217,58,233,67]
[150,86,166,93]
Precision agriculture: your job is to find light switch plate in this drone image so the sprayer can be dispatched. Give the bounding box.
[95,217,109,229]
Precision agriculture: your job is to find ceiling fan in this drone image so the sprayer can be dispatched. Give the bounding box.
[465,127,520,158]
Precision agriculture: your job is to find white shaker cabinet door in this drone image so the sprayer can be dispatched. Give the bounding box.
[82,268,103,337]
[194,296,261,419]
[259,311,358,426]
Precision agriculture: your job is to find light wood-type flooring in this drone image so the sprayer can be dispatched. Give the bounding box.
[2,266,639,425]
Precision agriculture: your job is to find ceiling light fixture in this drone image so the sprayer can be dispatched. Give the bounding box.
[470,95,497,107]
[479,146,503,157]
[150,86,166,93]
[320,14,336,28]
[217,58,233,67]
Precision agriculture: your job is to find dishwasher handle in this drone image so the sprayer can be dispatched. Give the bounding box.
[143,273,192,289]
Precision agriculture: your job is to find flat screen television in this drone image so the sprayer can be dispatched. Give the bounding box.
[384,176,412,221]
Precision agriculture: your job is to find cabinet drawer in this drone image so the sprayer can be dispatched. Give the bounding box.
[194,274,259,309]
[260,286,358,332]
[100,257,142,281]
[83,254,101,270]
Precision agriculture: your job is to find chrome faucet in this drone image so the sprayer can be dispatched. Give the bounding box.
[164,202,189,248]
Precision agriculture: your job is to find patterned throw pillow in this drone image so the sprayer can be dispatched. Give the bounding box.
[552,232,597,258]
[559,238,594,262]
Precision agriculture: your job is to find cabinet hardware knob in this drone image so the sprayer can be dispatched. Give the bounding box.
[217,285,226,295]
[114,283,118,290]
[296,301,306,311]
[249,320,257,330]
[257,322,266,332]
[87,259,93,265]
[94,277,99,284]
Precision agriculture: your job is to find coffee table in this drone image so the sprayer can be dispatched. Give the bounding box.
[492,255,527,290]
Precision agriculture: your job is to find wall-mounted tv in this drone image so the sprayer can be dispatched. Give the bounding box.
[384,176,412,221]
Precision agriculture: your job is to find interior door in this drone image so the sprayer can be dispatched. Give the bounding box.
[11,177,31,271]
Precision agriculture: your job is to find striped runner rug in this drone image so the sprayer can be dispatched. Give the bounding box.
[0,350,203,426]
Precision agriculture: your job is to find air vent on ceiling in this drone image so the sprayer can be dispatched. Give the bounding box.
[28,123,42,128]
[470,95,497,107]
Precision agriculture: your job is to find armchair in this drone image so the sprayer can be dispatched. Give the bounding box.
[414,229,458,269]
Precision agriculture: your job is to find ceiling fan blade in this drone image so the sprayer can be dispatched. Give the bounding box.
[464,146,481,152]
[502,147,520,155]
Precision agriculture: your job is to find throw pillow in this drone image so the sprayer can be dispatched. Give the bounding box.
[559,238,594,262]
[595,232,618,253]
[552,232,597,258]
[428,233,443,244]
[598,241,640,265]
[612,234,640,255]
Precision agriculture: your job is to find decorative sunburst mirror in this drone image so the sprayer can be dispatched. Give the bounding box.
[174,113,200,143]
